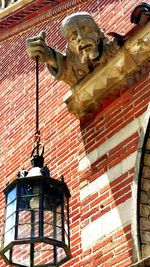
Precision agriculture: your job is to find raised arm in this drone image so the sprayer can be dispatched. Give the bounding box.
[27,31,58,69]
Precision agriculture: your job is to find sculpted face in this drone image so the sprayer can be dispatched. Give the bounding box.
[61,13,101,64]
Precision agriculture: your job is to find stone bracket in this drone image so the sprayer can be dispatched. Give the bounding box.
[64,22,150,119]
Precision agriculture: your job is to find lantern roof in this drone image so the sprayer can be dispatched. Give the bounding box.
[4,166,71,199]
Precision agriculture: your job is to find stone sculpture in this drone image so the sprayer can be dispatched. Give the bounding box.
[27,12,119,87]
[27,4,150,118]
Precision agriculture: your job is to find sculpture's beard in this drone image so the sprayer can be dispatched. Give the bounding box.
[79,46,99,64]
[78,40,100,64]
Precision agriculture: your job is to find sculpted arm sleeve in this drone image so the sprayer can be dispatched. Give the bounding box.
[46,48,66,81]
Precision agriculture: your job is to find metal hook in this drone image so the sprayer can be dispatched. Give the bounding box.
[31,143,44,158]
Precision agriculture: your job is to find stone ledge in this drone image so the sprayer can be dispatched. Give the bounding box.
[0,0,34,19]
[64,22,150,119]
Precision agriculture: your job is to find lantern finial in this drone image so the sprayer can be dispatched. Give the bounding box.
[31,143,44,168]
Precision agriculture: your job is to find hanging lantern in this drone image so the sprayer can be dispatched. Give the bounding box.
[0,57,71,266]
[0,149,71,267]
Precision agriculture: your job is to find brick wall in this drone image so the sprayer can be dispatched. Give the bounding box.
[0,0,150,266]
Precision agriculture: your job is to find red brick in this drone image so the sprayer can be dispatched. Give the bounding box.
[113,224,131,239]
[111,192,132,208]
[93,236,113,252]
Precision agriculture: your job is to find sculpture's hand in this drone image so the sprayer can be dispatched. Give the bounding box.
[27,31,50,63]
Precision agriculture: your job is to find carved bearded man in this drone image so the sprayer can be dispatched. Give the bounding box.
[27,12,107,87]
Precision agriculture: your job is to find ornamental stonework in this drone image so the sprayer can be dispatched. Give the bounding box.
[27,3,150,118]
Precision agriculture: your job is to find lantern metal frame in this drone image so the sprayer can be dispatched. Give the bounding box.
[0,166,71,267]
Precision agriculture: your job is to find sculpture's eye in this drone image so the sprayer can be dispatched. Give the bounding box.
[70,31,78,41]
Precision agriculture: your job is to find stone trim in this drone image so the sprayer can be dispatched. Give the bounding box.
[0,0,34,19]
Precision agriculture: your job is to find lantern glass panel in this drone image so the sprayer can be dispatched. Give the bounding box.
[6,199,16,218]
[57,247,67,263]
[43,184,63,242]
[4,251,10,261]
[12,243,30,267]
[7,187,17,204]
[18,183,38,210]
[34,243,54,266]
[43,183,62,210]
[17,183,40,240]
[55,206,63,242]
[43,210,54,239]
[4,187,17,246]
[17,210,39,239]
[64,196,69,246]
[4,227,15,246]
[56,206,62,227]
[5,187,17,222]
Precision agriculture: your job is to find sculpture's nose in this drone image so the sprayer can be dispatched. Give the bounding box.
[77,29,83,42]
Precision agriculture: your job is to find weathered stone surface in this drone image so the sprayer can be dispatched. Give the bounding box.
[142,244,150,258]
[143,166,150,179]
[140,204,150,218]
[141,178,150,192]
[140,218,150,231]
[125,31,150,64]
[130,263,145,267]
[131,257,150,267]
[146,138,150,150]
[141,230,150,243]
[27,13,110,88]
[144,154,150,167]
[145,258,150,266]
[141,191,148,204]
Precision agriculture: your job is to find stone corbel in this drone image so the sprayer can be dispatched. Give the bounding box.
[64,22,150,119]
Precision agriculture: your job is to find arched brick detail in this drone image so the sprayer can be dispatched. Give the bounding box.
[131,105,150,267]
[138,118,150,259]
[132,105,150,266]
